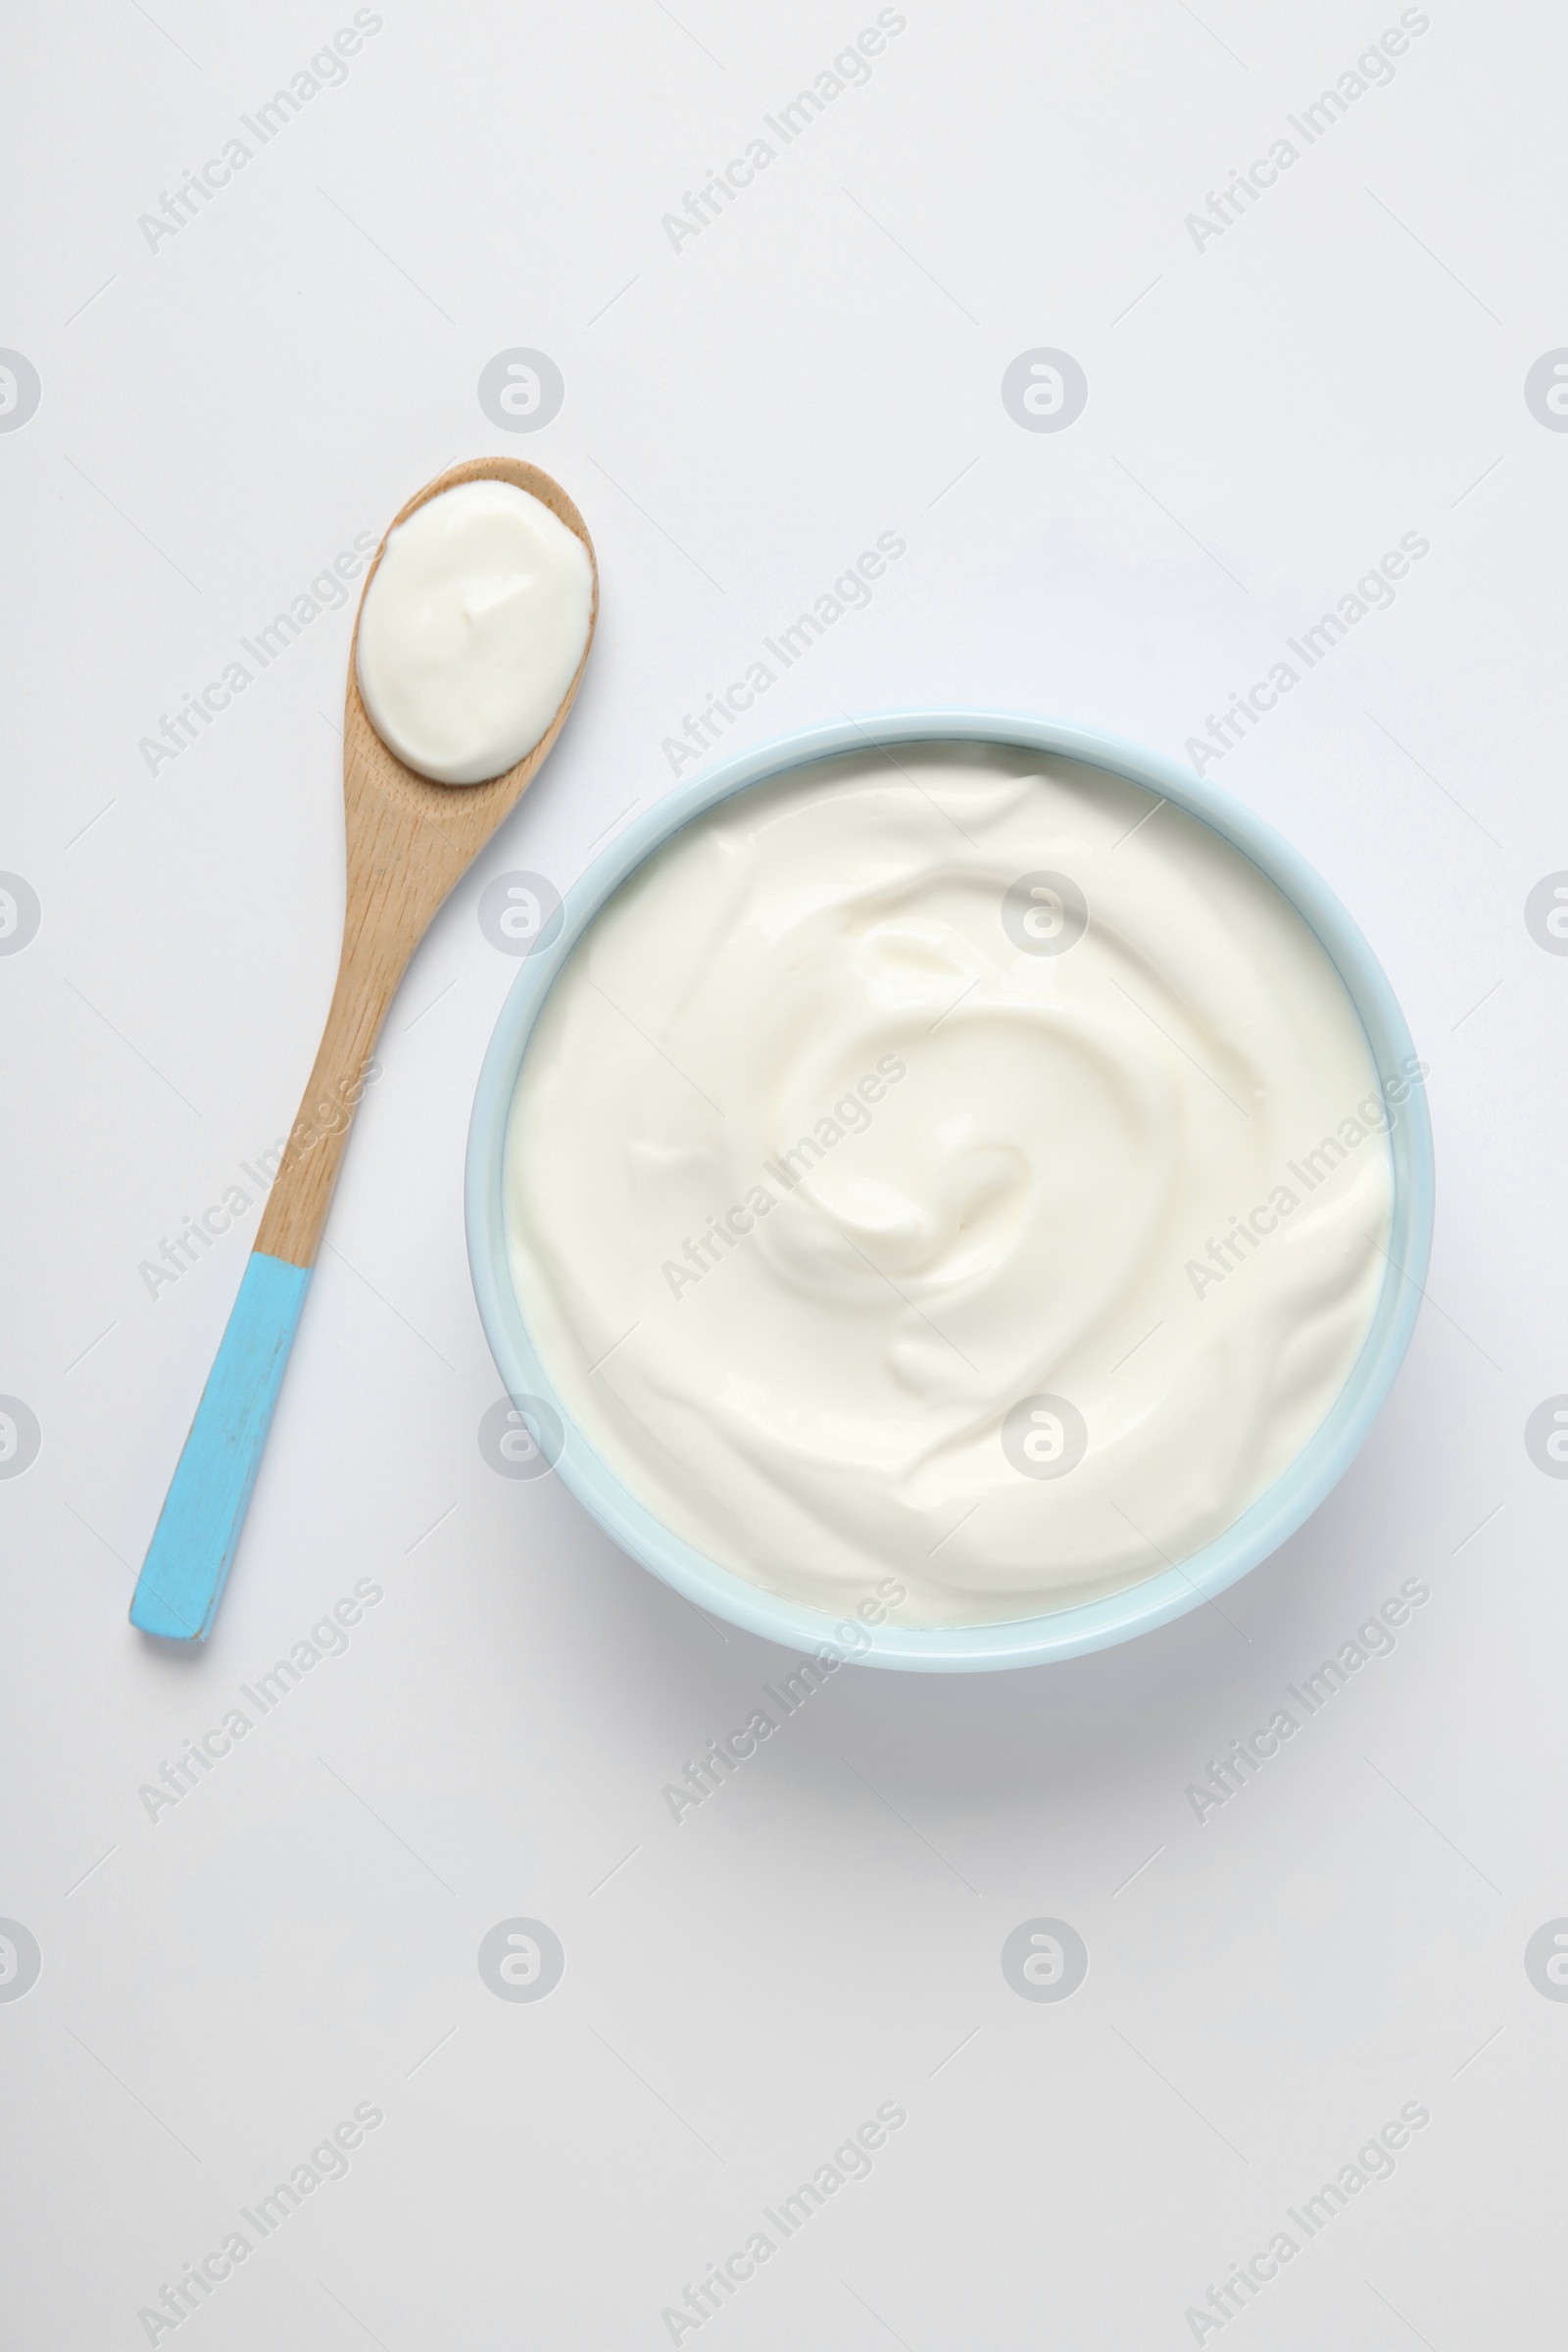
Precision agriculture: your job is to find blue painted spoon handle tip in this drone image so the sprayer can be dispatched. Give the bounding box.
[130,1250,312,1642]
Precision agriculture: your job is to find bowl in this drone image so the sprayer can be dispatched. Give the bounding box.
[465,710,1435,1671]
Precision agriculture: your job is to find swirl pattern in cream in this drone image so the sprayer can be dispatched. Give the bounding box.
[505,746,1396,1625]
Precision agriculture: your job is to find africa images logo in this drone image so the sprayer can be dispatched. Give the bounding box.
[0,1920,43,2001]
[0,1398,42,1479]
[0,351,41,433]
[477,350,565,433]
[1524,1397,1568,1478]
[478,1396,564,1478]
[1524,350,1568,431]
[477,1919,564,2002]
[1524,1921,1568,2000]
[1000,351,1089,433]
[1001,1919,1089,2001]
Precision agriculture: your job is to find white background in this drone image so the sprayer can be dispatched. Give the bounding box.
[3,2,1566,2345]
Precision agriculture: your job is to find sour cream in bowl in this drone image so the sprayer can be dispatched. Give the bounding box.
[466,714,1433,1670]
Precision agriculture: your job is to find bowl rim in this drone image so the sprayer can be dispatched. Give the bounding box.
[464,709,1435,1672]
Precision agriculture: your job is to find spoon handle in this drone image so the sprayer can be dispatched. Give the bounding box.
[128,1249,312,1639]
[129,955,398,1642]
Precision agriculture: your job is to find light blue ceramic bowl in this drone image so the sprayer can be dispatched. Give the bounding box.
[466,711,1435,1671]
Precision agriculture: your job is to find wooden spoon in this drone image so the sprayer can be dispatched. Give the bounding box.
[130,456,598,1641]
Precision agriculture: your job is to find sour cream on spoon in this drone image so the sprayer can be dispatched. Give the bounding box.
[356,477,595,785]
